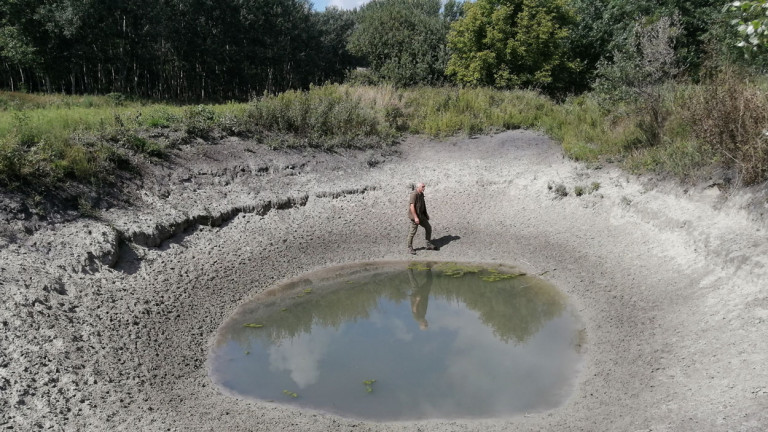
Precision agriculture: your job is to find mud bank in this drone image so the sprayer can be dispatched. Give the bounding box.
[1,131,767,431]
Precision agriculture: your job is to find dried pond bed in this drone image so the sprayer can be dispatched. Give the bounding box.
[1,131,767,431]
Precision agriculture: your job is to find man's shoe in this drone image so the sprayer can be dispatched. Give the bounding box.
[426,243,438,251]
[408,247,416,255]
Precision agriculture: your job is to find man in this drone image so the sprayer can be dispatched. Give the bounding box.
[407,182,437,254]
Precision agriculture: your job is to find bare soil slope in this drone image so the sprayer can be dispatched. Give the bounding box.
[1,131,767,431]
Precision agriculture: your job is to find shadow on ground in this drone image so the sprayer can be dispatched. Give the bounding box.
[429,234,460,250]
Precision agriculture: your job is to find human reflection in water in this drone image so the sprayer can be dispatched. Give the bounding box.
[408,266,433,330]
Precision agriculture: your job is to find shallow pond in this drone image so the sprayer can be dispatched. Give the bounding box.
[208,261,585,421]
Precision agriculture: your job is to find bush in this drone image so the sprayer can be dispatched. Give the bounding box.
[595,15,681,148]
[682,71,768,185]
[183,105,217,139]
[246,85,392,149]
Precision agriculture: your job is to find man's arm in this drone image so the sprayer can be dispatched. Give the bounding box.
[410,203,419,224]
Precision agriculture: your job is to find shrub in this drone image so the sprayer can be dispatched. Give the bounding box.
[682,71,768,185]
[246,86,391,149]
[183,105,217,139]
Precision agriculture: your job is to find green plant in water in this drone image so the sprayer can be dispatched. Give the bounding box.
[363,379,377,393]
[480,270,525,282]
[435,262,482,278]
[407,262,431,271]
[243,323,264,328]
[282,390,298,398]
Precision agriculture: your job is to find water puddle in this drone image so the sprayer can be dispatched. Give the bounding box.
[208,261,585,421]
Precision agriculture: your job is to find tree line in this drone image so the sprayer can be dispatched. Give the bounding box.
[0,0,358,100]
[0,0,764,101]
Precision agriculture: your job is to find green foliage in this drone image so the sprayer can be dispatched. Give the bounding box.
[446,0,580,93]
[311,7,359,84]
[568,0,727,85]
[246,85,394,149]
[363,379,377,393]
[348,0,450,86]
[595,15,682,148]
[725,0,768,56]
[4,77,768,195]
[405,87,553,137]
[183,105,217,139]
[0,0,356,100]
[677,70,768,184]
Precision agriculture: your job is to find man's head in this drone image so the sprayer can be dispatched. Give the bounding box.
[416,183,426,194]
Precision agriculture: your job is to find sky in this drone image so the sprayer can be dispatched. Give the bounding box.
[311,0,371,11]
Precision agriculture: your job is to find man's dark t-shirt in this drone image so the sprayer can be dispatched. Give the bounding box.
[408,191,429,221]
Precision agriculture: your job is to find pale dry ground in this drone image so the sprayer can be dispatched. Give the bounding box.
[1,130,767,431]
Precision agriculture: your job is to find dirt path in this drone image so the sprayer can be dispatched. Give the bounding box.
[1,130,766,431]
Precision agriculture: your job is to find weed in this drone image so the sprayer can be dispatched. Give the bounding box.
[550,183,568,197]
[363,379,377,393]
[183,105,217,139]
[480,269,524,282]
[77,196,100,218]
[574,185,585,196]
[435,262,482,278]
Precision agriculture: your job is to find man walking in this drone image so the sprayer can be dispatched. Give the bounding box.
[407,182,437,255]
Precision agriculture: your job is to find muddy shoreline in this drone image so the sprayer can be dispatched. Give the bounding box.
[2,131,767,431]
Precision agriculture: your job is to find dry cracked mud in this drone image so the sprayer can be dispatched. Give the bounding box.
[1,130,767,431]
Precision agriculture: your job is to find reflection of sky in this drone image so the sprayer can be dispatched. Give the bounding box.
[268,326,335,388]
[369,311,413,342]
[210,293,582,420]
[429,302,581,414]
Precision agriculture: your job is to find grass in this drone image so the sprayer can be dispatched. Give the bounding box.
[2,74,767,198]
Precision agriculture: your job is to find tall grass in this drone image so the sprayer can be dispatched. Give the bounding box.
[2,76,768,195]
[246,85,396,149]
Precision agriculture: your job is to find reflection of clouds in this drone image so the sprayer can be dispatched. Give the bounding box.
[268,326,335,389]
[430,308,508,406]
[369,309,413,342]
[429,303,581,413]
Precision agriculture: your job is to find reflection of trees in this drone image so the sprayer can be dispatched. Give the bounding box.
[217,263,567,350]
[434,272,565,343]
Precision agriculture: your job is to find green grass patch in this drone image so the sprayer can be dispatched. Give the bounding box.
[3,75,768,198]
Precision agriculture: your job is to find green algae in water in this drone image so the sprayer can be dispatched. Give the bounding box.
[363,379,376,393]
[209,261,584,421]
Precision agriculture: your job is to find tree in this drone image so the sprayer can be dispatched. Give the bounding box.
[726,0,768,56]
[348,0,449,86]
[309,7,359,85]
[567,0,726,86]
[445,0,580,93]
[0,0,353,100]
